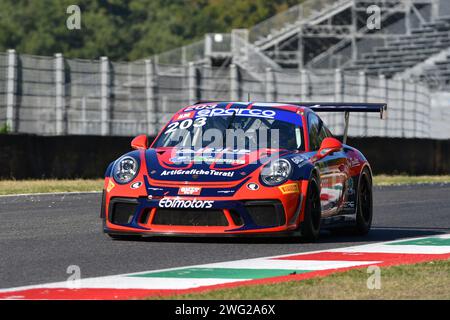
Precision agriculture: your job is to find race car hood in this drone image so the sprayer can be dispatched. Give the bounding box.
[145,147,294,183]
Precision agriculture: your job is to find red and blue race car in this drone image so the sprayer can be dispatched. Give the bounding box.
[101,101,386,241]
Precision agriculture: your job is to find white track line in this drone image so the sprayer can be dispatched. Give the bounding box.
[200,259,377,270]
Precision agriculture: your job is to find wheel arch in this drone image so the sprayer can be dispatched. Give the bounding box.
[358,163,373,185]
[354,163,373,213]
[105,161,114,178]
[291,160,321,190]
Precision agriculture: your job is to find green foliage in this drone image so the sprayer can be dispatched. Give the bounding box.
[0,0,304,61]
[0,123,9,134]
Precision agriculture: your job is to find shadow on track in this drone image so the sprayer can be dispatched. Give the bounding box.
[110,227,449,245]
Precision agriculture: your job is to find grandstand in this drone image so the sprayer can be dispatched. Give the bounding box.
[419,51,450,89]
[250,0,437,69]
[155,0,450,87]
[346,15,450,79]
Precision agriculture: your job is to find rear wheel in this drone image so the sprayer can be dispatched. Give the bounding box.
[300,175,322,241]
[353,168,373,235]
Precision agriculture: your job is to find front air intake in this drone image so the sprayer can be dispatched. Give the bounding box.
[109,198,138,225]
[152,209,228,226]
[244,200,286,227]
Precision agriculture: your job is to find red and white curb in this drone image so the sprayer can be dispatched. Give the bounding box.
[1,234,449,300]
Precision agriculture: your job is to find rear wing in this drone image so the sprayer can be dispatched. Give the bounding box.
[291,103,387,120]
[289,103,387,144]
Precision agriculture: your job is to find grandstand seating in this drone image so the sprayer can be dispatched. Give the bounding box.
[346,16,450,78]
[417,52,450,89]
[154,0,450,89]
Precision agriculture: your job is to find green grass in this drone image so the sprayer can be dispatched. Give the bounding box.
[0,179,103,195]
[373,175,450,186]
[153,259,450,300]
[0,175,449,195]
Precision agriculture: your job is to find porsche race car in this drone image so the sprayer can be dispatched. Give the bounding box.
[101,101,386,241]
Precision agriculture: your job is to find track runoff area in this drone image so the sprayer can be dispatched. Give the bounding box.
[0,234,449,300]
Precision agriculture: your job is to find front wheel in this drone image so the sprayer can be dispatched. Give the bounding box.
[300,175,322,242]
[353,168,373,235]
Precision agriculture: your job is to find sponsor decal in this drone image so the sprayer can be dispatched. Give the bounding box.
[176,148,250,155]
[148,187,163,191]
[175,112,195,121]
[217,190,235,194]
[291,155,308,167]
[169,156,192,164]
[161,169,235,178]
[247,183,259,191]
[344,201,355,209]
[196,108,276,119]
[130,182,142,189]
[159,198,214,209]
[278,183,299,194]
[204,157,246,165]
[178,186,202,196]
[184,104,218,112]
[349,156,360,168]
[107,180,115,192]
[170,155,246,165]
[164,117,207,135]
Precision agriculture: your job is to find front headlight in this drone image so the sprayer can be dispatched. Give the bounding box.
[260,159,292,186]
[113,156,139,184]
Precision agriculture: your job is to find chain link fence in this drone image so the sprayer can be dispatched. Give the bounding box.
[0,50,446,138]
[66,58,102,135]
[0,53,7,125]
[18,54,56,134]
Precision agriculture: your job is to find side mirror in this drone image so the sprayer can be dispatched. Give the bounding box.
[131,135,148,150]
[316,137,342,159]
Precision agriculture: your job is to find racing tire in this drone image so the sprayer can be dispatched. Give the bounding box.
[352,168,373,235]
[300,175,322,242]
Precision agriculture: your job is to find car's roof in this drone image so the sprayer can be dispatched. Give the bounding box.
[179,101,307,113]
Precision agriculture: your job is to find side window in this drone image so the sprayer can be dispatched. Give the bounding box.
[324,126,333,138]
[319,115,333,139]
[309,113,332,151]
[318,119,330,142]
[308,113,321,151]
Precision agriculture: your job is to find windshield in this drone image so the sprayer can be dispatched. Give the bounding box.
[153,111,304,151]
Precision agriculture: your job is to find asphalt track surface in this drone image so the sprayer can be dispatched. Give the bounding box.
[1,184,449,289]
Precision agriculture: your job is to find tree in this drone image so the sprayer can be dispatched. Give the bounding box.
[0,0,304,60]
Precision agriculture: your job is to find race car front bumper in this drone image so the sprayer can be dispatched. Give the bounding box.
[103,195,303,236]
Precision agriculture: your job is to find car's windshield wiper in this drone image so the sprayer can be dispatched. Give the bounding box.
[226,110,237,130]
[223,110,237,149]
